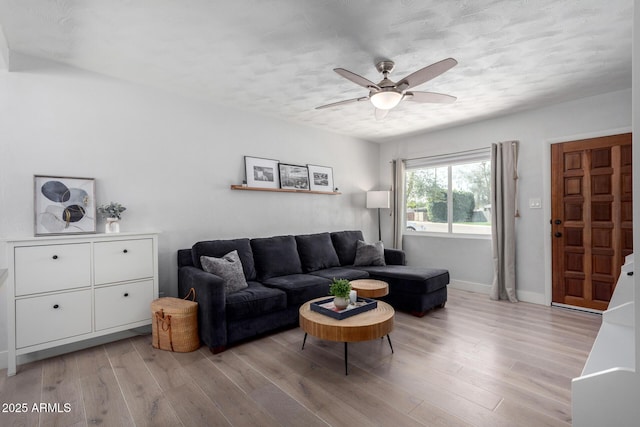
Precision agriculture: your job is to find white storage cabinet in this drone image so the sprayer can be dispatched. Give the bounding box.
[5,232,158,376]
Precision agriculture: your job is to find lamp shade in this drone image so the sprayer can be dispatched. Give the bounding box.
[370,91,402,110]
[366,191,391,209]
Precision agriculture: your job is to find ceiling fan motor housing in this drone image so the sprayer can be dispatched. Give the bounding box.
[375,60,396,75]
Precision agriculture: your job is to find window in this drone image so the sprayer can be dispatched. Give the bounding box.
[404,150,491,235]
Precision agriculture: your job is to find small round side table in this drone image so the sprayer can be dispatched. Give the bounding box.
[349,279,389,298]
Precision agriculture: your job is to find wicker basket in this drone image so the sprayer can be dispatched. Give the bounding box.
[151,290,199,352]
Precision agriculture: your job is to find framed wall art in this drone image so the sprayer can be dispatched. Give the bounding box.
[307,164,334,192]
[279,164,310,190]
[244,156,280,189]
[34,175,96,236]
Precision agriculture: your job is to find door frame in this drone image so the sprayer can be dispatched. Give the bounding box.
[543,127,632,307]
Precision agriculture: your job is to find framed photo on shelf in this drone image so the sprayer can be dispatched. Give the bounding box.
[307,164,334,192]
[279,163,310,190]
[244,156,280,189]
[34,175,96,236]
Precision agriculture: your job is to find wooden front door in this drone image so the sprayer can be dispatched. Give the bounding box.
[551,133,632,310]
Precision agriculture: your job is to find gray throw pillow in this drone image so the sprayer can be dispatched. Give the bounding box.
[353,240,386,266]
[200,250,248,294]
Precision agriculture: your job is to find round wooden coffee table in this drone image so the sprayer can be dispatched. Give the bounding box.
[299,297,394,375]
[349,279,389,298]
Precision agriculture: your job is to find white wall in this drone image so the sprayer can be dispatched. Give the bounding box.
[380,89,632,304]
[0,54,380,358]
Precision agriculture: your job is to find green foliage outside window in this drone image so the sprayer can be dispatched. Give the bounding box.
[427,190,476,223]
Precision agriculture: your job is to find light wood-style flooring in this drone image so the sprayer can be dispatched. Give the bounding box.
[0,288,601,426]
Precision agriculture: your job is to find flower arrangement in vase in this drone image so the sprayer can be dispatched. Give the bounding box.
[329,278,352,310]
[97,202,126,233]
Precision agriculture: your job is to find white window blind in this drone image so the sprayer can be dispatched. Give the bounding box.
[405,147,491,169]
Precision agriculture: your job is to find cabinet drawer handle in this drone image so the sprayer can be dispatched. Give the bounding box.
[52,255,58,260]
[124,293,129,297]
[123,249,128,254]
[53,304,60,309]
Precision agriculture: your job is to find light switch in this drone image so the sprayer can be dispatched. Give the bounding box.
[529,198,542,209]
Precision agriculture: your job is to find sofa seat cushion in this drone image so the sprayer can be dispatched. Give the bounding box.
[295,232,340,272]
[225,281,287,321]
[353,265,449,294]
[263,274,331,306]
[330,230,365,266]
[309,267,369,281]
[251,235,303,281]
[192,238,257,281]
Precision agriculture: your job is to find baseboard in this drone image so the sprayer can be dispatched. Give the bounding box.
[449,280,547,305]
[0,326,151,372]
[516,289,547,305]
[449,279,491,294]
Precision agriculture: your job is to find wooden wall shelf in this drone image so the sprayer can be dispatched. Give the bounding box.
[230,185,340,195]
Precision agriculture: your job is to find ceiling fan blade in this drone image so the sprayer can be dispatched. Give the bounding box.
[374,108,389,120]
[404,91,457,104]
[315,96,369,110]
[334,68,381,91]
[396,58,458,90]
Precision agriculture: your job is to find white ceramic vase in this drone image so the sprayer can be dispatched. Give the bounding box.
[333,297,350,310]
[105,218,120,233]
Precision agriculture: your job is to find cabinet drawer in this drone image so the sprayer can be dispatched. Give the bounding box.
[14,243,91,296]
[94,239,154,285]
[94,280,154,330]
[16,290,92,348]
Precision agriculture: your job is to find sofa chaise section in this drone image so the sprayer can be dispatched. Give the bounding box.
[330,230,449,317]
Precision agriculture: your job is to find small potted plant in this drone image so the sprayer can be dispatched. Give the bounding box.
[97,201,126,233]
[329,278,352,310]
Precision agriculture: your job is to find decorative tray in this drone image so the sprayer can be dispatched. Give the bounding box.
[310,297,378,320]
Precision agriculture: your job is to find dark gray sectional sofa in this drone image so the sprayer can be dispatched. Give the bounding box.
[177,230,449,353]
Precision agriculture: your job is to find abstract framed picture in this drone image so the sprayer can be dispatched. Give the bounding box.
[244,156,280,189]
[34,175,96,236]
[307,164,334,192]
[279,163,310,190]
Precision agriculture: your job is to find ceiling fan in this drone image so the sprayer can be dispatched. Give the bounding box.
[316,57,458,119]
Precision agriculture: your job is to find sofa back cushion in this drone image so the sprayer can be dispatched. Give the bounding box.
[330,230,365,266]
[295,232,340,273]
[251,235,302,281]
[192,238,257,281]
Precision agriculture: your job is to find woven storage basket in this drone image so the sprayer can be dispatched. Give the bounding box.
[152,289,199,352]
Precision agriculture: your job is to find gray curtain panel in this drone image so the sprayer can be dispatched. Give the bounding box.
[392,159,406,250]
[490,141,519,302]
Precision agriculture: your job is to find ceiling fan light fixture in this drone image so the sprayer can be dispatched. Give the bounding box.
[370,90,402,110]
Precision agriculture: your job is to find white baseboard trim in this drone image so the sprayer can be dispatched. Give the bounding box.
[516,290,547,305]
[449,279,491,294]
[0,326,151,372]
[449,279,547,305]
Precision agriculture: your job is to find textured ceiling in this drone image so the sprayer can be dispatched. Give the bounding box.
[0,0,633,142]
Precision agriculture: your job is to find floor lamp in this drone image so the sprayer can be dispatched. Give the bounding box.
[366,190,391,241]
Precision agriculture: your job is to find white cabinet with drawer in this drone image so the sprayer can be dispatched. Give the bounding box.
[95,280,155,331]
[4,232,159,376]
[14,243,91,295]
[16,289,93,348]
[94,239,154,285]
